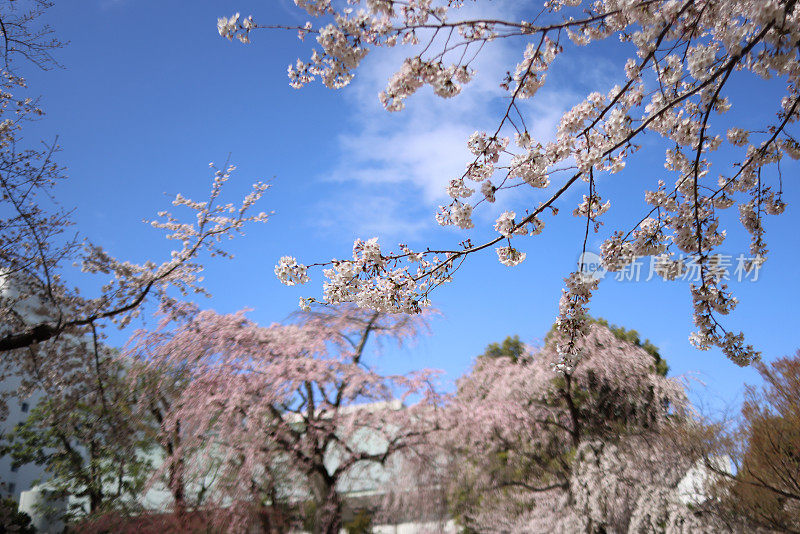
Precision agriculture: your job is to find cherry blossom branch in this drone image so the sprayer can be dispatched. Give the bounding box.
[226,0,800,366]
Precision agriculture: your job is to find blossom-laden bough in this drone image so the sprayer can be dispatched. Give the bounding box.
[221,0,800,368]
[0,154,270,407]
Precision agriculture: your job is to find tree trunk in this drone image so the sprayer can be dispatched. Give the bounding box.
[310,473,342,534]
[88,440,103,514]
[169,457,186,517]
[89,488,103,515]
[166,420,188,528]
[315,490,343,534]
[562,373,581,447]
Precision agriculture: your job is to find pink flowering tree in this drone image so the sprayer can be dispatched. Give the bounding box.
[219,0,800,367]
[128,304,440,534]
[425,322,723,532]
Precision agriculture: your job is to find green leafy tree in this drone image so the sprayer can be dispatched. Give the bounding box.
[478,335,527,364]
[1,353,154,521]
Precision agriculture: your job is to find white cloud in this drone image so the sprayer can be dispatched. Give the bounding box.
[332,119,475,203]
[312,2,618,239]
[315,191,430,242]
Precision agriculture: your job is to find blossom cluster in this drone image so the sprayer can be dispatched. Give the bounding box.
[276,237,442,314]
[380,57,474,111]
[274,256,310,286]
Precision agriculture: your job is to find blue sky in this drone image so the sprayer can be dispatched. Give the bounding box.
[22,0,800,412]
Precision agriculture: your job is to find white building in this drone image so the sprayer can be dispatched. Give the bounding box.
[0,375,47,502]
[0,272,52,502]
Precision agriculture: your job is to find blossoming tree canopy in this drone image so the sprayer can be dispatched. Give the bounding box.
[434,322,711,531]
[218,0,800,367]
[127,304,440,533]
